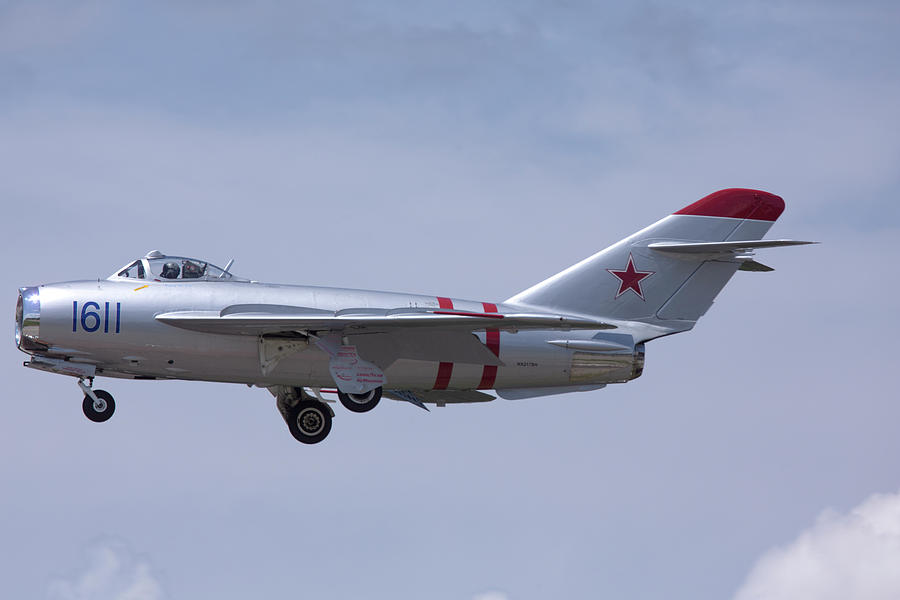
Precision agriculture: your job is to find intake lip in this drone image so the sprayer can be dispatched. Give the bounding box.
[16,286,45,353]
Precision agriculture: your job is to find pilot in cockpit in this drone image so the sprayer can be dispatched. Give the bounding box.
[112,253,239,282]
[182,260,206,279]
[161,262,181,279]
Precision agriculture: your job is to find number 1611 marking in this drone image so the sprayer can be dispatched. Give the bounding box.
[73,301,121,333]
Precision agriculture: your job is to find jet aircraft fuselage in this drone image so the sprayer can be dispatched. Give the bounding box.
[23,279,642,392]
[16,189,815,444]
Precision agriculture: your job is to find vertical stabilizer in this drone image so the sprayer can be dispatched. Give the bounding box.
[505,189,787,334]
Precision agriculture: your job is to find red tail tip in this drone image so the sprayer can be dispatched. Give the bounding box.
[674,188,785,222]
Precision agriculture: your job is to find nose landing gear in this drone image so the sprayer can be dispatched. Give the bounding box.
[77,378,116,423]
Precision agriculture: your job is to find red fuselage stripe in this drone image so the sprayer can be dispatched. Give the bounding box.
[478,302,500,389]
[434,361,454,390]
[478,365,498,390]
[433,296,455,389]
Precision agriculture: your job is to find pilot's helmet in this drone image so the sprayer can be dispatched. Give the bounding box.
[161,262,180,279]
[182,260,203,279]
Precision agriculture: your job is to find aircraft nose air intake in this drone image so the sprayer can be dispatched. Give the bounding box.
[16,286,43,352]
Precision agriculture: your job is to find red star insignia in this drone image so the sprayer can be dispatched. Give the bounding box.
[607,253,654,300]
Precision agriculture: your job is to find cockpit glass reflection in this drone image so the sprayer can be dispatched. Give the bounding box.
[117,261,145,279]
[147,257,231,281]
[109,253,243,282]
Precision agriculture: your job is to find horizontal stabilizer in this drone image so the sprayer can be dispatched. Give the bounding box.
[648,239,817,254]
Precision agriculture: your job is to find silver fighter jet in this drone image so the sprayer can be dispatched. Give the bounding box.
[15,188,815,444]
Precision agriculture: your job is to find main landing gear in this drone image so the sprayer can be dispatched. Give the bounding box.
[287,400,332,444]
[337,387,382,413]
[77,378,115,423]
[273,385,385,444]
[274,387,335,445]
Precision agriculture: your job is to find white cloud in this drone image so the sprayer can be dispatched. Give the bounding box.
[473,592,510,600]
[733,490,900,600]
[48,541,165,600]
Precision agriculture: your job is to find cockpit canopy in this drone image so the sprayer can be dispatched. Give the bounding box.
[109,250,246,282]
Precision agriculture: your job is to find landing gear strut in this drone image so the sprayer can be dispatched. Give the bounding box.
[78,378,115,423]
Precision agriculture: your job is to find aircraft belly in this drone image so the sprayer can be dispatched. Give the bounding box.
[72,328,630,391]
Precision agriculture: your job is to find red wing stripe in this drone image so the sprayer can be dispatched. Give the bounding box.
[433,310,504,319]
[478,302,501,389]
[437,296,454,309]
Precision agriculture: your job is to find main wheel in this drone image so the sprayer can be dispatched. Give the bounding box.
[287,400,332,444]
[338,387,382,413]
[82,390,115,423]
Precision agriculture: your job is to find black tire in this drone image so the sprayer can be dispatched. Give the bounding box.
[338,387,382,413]
[287,400,332,444]
[82,390,115,423]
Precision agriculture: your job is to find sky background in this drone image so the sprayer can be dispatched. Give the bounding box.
[2,1,899,599]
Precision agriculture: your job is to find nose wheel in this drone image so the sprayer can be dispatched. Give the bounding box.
[78,378,116,422]
[82,390,115,422]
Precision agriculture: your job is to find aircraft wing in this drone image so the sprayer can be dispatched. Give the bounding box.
[155,304,615,336]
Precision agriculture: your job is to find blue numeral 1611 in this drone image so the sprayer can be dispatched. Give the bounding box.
[73,301,121,333]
